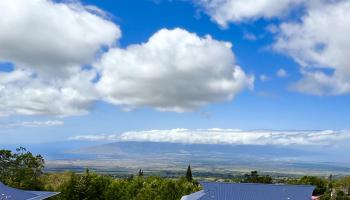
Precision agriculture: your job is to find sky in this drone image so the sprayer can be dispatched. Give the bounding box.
[0,0,350,148]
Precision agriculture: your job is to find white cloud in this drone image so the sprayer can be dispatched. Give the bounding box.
[266,24,279,34]
[259,74,271,82]
[273,1,350,95]
[290,70,350,96]
[96,28,254,112]
[69,134,112,141]
[192,0,350,96]
[0,120,64,129]
[0,0,120,116]
[243,32,257,41]
[194,0,304,27]
[0,0,120,77]
[0,69,97,116]
[0,1,253,116]
[69,128,350,146]
[276,68,287,78]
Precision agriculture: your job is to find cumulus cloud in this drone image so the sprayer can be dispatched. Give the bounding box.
[96,28,254,112]
[194,0,303,27]
[0,0,120,116]
[193,0,350,96]
[0,120,64,129]
[0,69,97,116]
[0,1,253,116]
[276,69,287,78]
[273,1,350,95]
[0,0,120,77]
[259,74,271,82]
[69,128,350,146]
[290,70,350,96]
[243,32,257,41]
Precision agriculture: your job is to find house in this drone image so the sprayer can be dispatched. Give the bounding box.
[0,182,59,200]
[181,182,316,200]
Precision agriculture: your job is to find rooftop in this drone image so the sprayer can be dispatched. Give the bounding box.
[0,182,59,200]
[181,182,316,200]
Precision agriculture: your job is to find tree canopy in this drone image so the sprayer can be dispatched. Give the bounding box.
[186,165,193,182]
[0,147,44,190]
[242,171,272,184]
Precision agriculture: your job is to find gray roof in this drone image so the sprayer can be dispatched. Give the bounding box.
[181,182,315,200]
[0,182,59,200]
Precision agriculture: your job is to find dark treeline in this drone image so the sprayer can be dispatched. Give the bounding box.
[0,148,200,200]
[242,170,273,184]
[1,148,350,200]
[45,170,200,200]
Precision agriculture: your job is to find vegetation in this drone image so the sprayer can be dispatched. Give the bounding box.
[51,170,201,200]
[2,147,350,200]
[0,147,44,190]
[0,148,200,200]
[186,165,193,182]
[242,171,273,184]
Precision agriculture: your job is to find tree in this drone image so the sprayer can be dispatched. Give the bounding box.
[138,169,144,177]
[242,171,272,184]
[59,172,80,200]
[59,170,112,200]
[0,147,44,190]
[298,176,327,196]
[186,165,193,182]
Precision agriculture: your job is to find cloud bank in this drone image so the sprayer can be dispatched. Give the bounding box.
[69,129,350,146]
[0,120,64,129]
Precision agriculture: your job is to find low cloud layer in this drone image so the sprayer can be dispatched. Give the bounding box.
[0,120,64,129]
[69,129,350,146]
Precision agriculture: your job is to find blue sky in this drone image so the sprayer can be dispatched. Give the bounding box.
[0,0,350,146]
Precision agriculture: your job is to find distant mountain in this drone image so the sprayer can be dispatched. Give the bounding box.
[0,141,106,160]
[69,141,314,158]
[3,141,350,175]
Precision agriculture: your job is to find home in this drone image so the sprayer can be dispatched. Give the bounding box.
[181,182,316,200]
[0,182,59,200]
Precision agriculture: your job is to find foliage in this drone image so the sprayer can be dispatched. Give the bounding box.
[58,169,113,200]
[186,165,193,182]
[55,171,201,200]
[0,147,44,190]
[299,176,328,195]
[3,147,350,200]
[242,171,272,184]
[138,169,144,177]
[336,177,350,195]
[40,172,72,191]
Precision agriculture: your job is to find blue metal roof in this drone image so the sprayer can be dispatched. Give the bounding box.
[181,182,315,200]
[0,182,59,200]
